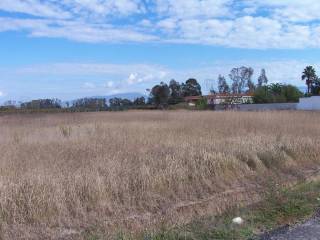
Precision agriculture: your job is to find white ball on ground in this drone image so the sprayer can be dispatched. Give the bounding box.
[232,217,244,225]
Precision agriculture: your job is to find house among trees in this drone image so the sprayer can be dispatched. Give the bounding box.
[185,93,254,106]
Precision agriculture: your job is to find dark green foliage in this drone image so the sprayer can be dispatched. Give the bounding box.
[257,69,268,87]
[109,98,133,108]
[21,98,62,109]
[72,98,107,111]
[253,86,270,104]
[0,100,17,111]
[253,84,302,103]
[282,85,303,102]
[168,79,184,104]
[247,78,256,94]
[182,78,202,97]
[302,66,317,94]
[109,97,145,111]
[217,75,230,94]
[133,97,146,105]
[195,98,208,110]
[109,98,123,107]
[121,99,133,106]
[150,82,170,109]
[149,79,201,108]
[311,78,320,95]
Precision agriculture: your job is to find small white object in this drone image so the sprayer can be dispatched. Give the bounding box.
[232,217,244,225]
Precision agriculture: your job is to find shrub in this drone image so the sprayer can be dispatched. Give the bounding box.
[196,97,208,110]
[282,85,303,102]
[254,84,302,103]
[253,86,269,103]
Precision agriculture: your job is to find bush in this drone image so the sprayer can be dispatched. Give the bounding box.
[254,84,302,103]
[196,97,208,110]
[282,85,303,102]
[253,86,269,103]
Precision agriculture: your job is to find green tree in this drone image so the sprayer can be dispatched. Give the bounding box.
[282,85,303,102]
[253,84,302,103]
[109,98,122,107]
[229,66,254,94]
[73,98,106,111]
[133,97,146,105]
[268,83,283,95]
[168,79,183,104]
[21,99,62,109]
[121,99,133,107]
[195,97,208,110]
[217,75,230,93]
[150,82,170,108]
[311,78,320,95]
[109,98,134,110]
[253,86,270,103]
[247,78,256,93]
[302,66,317,94]
[257,69,268,87]
[182,78,202,97]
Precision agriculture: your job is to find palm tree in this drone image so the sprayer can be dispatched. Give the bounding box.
[302,66,317,94]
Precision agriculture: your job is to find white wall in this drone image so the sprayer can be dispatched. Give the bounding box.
[297,96,320,110]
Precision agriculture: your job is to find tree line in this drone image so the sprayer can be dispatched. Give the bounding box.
[147,67,261,109]
[148,66,302,107]
[215,67,268,94]
[1,65,317,112]
[148,78,202,108]
[1,97,148,112]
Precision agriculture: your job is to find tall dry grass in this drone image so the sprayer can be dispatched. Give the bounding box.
[0,110,320,238]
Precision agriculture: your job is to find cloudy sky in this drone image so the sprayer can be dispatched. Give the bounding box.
[1,0,320,101]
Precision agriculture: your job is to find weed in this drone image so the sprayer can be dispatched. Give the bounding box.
[59,125,72,137]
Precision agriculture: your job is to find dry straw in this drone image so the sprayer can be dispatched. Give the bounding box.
[0,110,319,238]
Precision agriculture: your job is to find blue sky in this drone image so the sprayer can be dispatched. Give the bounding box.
[1,0,320,102]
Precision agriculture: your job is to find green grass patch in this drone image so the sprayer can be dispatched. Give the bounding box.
[85,181,320,240]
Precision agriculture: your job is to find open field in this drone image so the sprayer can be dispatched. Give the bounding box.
[0,110,320,239]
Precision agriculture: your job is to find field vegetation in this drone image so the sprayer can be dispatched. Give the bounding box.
[0,111,320,239]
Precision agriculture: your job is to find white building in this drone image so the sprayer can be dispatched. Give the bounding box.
[185,94,254,106]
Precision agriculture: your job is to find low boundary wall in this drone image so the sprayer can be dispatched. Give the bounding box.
[297,96,320,110]
[214,103,297,111]
[237,103,297,111]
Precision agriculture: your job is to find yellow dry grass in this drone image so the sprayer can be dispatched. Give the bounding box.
[0,110,320,239]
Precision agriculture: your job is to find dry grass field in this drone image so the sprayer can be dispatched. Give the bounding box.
[0,110,320,239]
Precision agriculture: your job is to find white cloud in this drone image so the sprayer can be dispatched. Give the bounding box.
[82,82,96,89]
[155,0,232,19]
[127,73,138,84]
[127,72,165,85]
[0,0,143,19]
[105,81,114,88]
[0,59,316,101]
[0,17,157,43]
[3,60,313,91]
[2,0,320,48]
[0,0,71,18]
[244,0,320,22]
